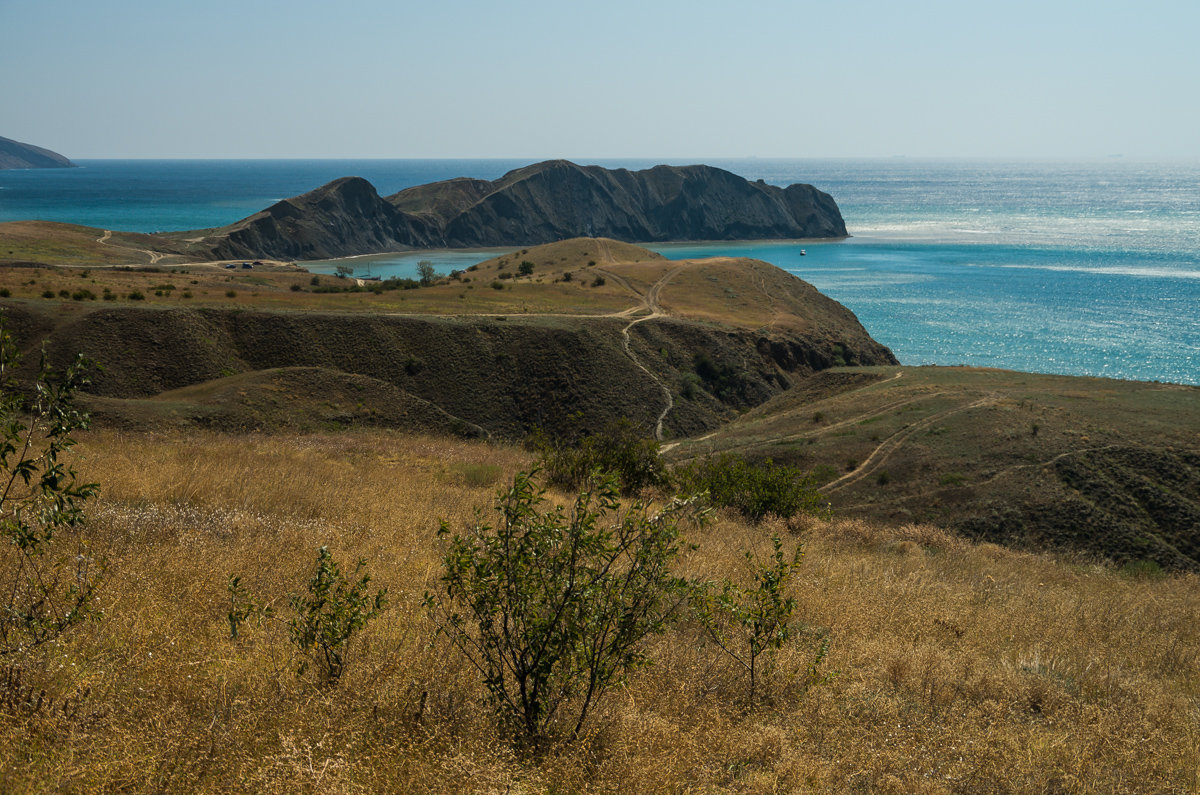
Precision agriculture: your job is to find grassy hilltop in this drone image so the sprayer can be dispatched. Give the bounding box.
[1,232,1198,791]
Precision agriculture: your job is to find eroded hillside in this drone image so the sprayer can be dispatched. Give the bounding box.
[666,366,1200,570]
[0,238,894,441]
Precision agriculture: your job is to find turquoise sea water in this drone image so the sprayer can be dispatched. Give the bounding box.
[1,159,1197,385]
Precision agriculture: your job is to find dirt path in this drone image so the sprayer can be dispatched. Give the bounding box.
[823,396,997,494]
[661,370,907,455]
[750,261,781,334]
[96,229,170,265]
[597,264,687,441]
[973,444,1122,488]
[624,265,688,440]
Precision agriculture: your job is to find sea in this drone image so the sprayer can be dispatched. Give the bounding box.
[1,158,1197,386]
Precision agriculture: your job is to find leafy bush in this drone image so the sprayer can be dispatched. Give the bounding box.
[228,546,386,687]
[531,418,668,496]
[692,352,743,401]
[427,470,696,742]
[518,260,535,276]
[0,318,101,656]
[286,547,387,685]
[591,275,606,287]
[674,454,827,522]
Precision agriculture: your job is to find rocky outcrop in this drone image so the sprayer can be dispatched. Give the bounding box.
[196,177,438,261]
[183,161,848,261]
[0,136,74,169]
[394,160,848,248]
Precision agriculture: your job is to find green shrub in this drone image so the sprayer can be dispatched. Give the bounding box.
[1119,559,1166,580]
[286,547,387,685]
[692,352,743,401]
[0,288,9,298]
[427,470,696,743]
[591,275,606,287]
[674,454,827,523]
[694,536,829,705]
[228,546,386,687]
[518,260,535,276]
[0,317,101,656]
[531,418,668,496]
[41,290,54,299]
[490,280,504,290]
[127,290,145,300]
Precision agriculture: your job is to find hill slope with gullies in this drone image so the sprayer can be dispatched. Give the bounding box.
[0,238,894,441]
[175,161,848,261]
[666,365,1200,571]
[0,135,74,169]
[2,235,1196,572]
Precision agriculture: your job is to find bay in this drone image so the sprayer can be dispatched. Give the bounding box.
[2,158,1197,385]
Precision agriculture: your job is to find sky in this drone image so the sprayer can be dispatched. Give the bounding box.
[1,0,1197,159]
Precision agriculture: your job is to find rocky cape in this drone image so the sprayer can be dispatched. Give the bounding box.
[0,135,74,170]
[175,160,848,261]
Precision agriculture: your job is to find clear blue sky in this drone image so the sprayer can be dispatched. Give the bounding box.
[2,0,1197,159]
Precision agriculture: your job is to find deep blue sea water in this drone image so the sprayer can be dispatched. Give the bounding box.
[1,158,1197,385]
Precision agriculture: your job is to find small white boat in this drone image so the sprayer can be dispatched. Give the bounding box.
[799,249,807,256]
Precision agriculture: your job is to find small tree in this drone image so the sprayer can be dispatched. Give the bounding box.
[695,536,808,706]
[0,318,100,656]
[334,265,354,278]
[417,260,439,287]
[427,470,697,743]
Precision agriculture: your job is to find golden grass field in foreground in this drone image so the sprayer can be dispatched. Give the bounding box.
[3,429,1198,793]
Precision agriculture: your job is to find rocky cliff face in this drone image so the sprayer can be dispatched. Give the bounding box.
[200,177,437,261]
[185,161,848,261]
[0,136,74,169]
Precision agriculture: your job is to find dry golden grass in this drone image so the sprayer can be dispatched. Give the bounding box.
[2,429,1198,793]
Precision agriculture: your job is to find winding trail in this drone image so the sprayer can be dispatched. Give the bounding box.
[661,370,906,455]
[610,264,688,441]
[823,396,997,494]
[96,229,170,264]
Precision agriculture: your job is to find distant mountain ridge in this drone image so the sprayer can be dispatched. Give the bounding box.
[180,160,848,261]
[0,136,74,169]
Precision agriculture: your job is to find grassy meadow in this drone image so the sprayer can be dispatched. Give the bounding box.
[3,428,1198,793]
